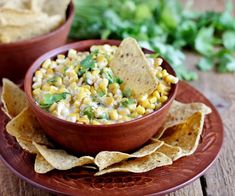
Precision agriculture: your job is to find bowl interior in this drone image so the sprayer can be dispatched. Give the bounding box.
[24,40,178,127]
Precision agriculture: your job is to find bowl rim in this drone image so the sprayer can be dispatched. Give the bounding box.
[24,40,178,128]
[0,0,74,47]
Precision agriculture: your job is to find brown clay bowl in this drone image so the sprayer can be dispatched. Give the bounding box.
[0,1,74,82]
[24,40,178,155]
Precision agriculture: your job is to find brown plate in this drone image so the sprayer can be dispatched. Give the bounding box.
[0,82,223,196]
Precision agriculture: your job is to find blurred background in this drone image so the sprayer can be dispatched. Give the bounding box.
[70,0,235,81]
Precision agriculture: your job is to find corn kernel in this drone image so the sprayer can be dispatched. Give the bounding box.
[55,77,62,86]
[58,86,66,93]
[162,69,169,78]
[42,59,51,69]
[159,95,168,103]
[109,83,118,94]
[97,55,105,62]
[32,82,41,89]
[92,70,100,76]
[149,97,157,104]
[83,97,92,104]
[68,49,77,58]
[131,112,139,118]
[157,83,166,93]
[49,103,57,112]
[156,72,163,78]
[136,105,145,115]
[99,79,108,91]
[47,68,53,75]
[78,115,89,124]
[150,104,155,109]
[165,75,179,84]
[57,54,65,59]
[140,99,150,108]
[153,90,160,99]
[49,86,58,93]
[33,88,41,96]
[139,94,148,102]
[155,58,163,66]
[83,85,91,90]
[42,84,51,91]
[104,97,114,106]
[35,70,43,78]
[67,113,77,123]
[92,120,101,125]
[118,108,130,116]
[155,103,162,109]
[109,110,119,120]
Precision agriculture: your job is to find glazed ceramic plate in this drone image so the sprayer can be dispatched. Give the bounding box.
[0,82,223,196]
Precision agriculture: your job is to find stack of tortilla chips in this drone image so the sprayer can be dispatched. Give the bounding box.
[1,78,211,176]
[0,0,70,43]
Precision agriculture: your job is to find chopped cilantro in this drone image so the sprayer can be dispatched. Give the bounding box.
[40,92,70,109]
[83,106,95,120]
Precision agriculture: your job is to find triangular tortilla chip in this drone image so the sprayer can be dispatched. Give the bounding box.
[33,142,94,170]
[160,112,205,156]
[153,100,211,139]
[95,151,172,176]
[1,78,28,118]
[34,153,54,174]
[110,37,158,97]
[16,137,38,154]
[6,107,52,146]
[95,140,163,171]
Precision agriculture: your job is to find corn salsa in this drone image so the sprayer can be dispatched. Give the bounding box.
[32,44,178,125]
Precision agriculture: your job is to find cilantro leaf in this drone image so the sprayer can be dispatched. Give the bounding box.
[40,92,69,109]
[217,52,235,72]
[197,57,214,71]
[222,31,235,51]
[47,76,58,84]
[80,50,98,69]
[97,89,106,97]
[121,98,136,107]
[83,106,95,120]
[195,27,215,56]
[114,77,123,84]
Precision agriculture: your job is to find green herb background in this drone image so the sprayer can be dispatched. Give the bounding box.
[69,0,235,80]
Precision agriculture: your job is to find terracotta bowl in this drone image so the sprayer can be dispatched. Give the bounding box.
[0,1,74,82]
[24,40,178,155]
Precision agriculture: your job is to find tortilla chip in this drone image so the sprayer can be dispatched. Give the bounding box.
[40,0,70,18]
[155,142,182,161]
[34,154,54,174]
[0,14,62,43]
[165,100,211,128]
[1,0,31,10]
[153,100,211,139]
[160,112,204,156]
[16,138,38,154]
[29,0,46,12]
[33,142,94,170]
[0,8,49,26]
[95,140,163,171]
[95,151,172,176]
[6,107,52,146]
[1,78,28,118]
[110,37,158,97]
